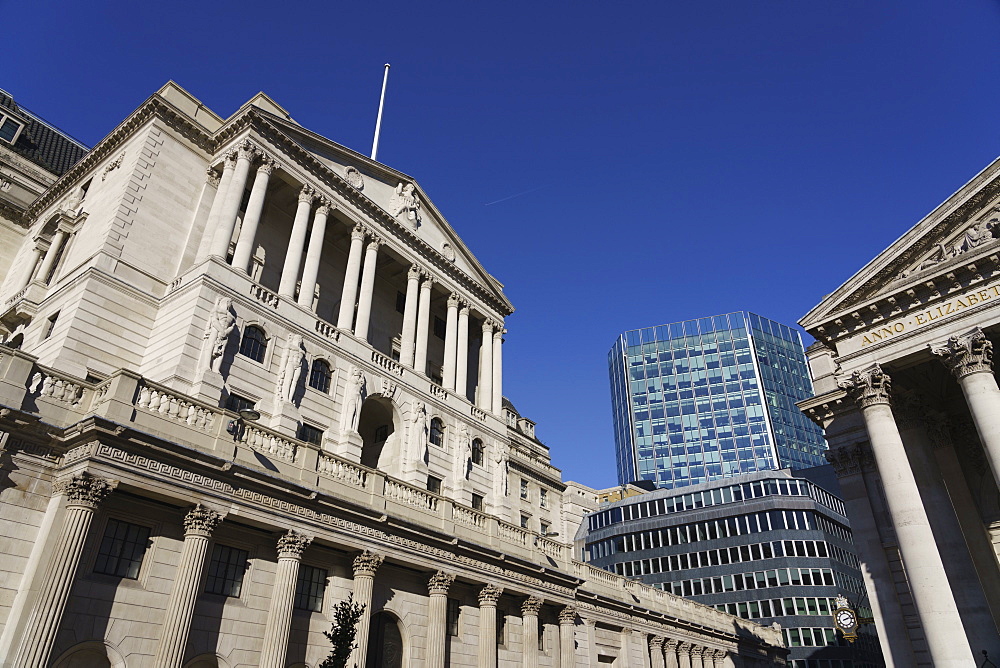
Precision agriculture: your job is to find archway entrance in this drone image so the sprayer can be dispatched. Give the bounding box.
[366,612,403,668]
[358,396,396,471]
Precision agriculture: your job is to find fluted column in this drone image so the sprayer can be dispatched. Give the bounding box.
[649,636,666,668]
[399,265,421,366]
[932,327,1000,488]
[443,293,460,389]
[456,304,470,397]
[558,606,576,668]
[521,596,542,668]
[153,504,224,667]
[337,225,366,330]
[297,201,330,309]
[478,584,503,668]
[12,473,116,668]
[427,571,455,668]
[36,228,68,284]
[840,363,974,667]
[677,642,693,668]
[204,153,236,258]
[663,639,679,668]
[211,142,255,259]
[279,185,315,298]
[414,275,434,375]
[492,326,504,414]
[353,236,382,341]
[350,550,384,668]
[259,531,312,668]
[619,628,632,668]
[479,320,494,409]
[232,158,274,272]
[691,646,706,668]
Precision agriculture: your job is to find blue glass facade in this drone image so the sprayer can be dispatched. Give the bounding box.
[608,312,827,488]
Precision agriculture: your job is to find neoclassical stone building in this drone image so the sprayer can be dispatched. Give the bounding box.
[0,83,784,667]
[799,158,1000,667]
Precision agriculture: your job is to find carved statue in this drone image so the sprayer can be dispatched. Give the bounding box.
[455,424,473,480]
[955,220,995,254]
[411,400,428,464]
[340,366,366,434]
[388,181,421,225]
[205,297,235,372]
[276,334,305,404]
[493,447,509,498]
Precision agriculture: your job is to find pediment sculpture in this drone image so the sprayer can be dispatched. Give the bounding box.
[899,210,1000,279]
[388,181,421,227]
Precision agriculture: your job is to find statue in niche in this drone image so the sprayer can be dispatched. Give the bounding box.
[493,447,509,498]
[205,297,235,372]
[411,400,428,464]
[389,181,421,226]
[276,334,305,404]
[340,366,366,434]
[455,424,473,481]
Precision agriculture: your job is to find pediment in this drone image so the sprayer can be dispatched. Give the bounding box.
[801,156,1000,332]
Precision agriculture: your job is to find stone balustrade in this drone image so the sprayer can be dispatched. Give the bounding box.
[371,350,403,376]
[136,382,217,432]
[453,502,488,529]
[317,454,369,488]
[250,283,280,308]
[384,477,440,511]
[497,520,530,545]
[242,424,298,463]
[27,366,91,409]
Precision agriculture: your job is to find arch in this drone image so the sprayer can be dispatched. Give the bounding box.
[238,324,268,363]
[52,641,126,668]
[367,610,407,668]
[429,417,444,447]
[309,358,332,393]
[358,396,399,472]
[183,654,231,668]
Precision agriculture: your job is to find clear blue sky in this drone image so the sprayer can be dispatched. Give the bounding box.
[8,0,1000,488]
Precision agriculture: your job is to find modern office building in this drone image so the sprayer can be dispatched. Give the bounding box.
[609,312,828,489]
[580,469,883,668]
[0,83,786,667]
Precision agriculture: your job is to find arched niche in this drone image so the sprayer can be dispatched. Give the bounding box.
[366,610,406,668]
[51,641,125,668]
[358,395,400,473]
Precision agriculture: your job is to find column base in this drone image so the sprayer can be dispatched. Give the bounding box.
[267,400,302,434]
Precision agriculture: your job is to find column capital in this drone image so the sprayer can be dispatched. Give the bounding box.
[649,635,665,649]
[931,326,994,379]
[482,319,494,334]
[558,605,577,625]
[351,223,367,241]
[206,167,221,187]
[713,649,728,664]
[621,627,633,636]
[677,641,693,654]
[353,550,384,577]
[183,504,223,537]
[298,185,316,204]
[367,235,383,250]
[838,362,892,408]
[521,595,543,616]
[223,148,239,163]
[493,327,505,340]
[664,638,678,651]
[459,303,470,316]
[53,472,116,509]
[316,202,330,217]
[478,583,503,606]
[276,529,312,559]
[236,140,257,161]
[448,292,461,309]
[408,264,422,281]
[420,272,434,288]
[428,570,456,595]
[257,157,276,175]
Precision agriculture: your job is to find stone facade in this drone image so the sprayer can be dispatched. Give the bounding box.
[799,156,1000,667]
[0,83,783,667]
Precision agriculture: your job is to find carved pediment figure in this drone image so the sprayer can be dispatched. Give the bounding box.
[344,165,364,190]
[388,181,421,226]
[899,212,1000,279]
[276,334,305,404]
[340,366,366,434]
[204,297,235,372]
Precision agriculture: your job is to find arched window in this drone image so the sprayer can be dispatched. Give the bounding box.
[309,359,331,393]
[430,418,444,446]
[238,325,267,363]
[472,438,484,466]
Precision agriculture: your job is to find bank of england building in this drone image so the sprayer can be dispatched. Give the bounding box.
[0,83,785,667]
[800,157,1000,667]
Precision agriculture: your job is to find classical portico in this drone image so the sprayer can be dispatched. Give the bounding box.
[800,155,1000,667]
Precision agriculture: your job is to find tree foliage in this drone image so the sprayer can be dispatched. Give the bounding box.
[319,593,366,668]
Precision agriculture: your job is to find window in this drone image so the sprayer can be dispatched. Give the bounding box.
[447,598,460,636]
[427,475,442,495]
[295,564,328,612]
[430,418,444,446]
[226,393,255,413]
[44,312,59,339]
[395,291,406,314]
[472,439,484,466]
[520,514,529,529]
[239,325,267,362]
[520,479,529,500]
[308,359,331,393]
[471,493,484,512]
[205,544,249,597]
[539,488,548,508]
[0,114,23,144]
[540,521,550,535]
[94,519,151,579]
[433,316,447,340]
[298,423,323,446]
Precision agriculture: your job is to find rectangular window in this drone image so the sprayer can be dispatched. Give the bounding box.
[520,479,529,500]
[539,489,548,508]
[294,564,327,612]
[205,544,249,597]
[520,514,529,529]
[94,519,151,579]
[433,316,447,340]
[427,475,442,494]
[44,312,59,339]
[395,291,406,314]
[226,393,255,413]
[540,521,550,535]
[471,493,484,512]
[0,116,23,143]
[297,423,323,446]
[447,597,460,636]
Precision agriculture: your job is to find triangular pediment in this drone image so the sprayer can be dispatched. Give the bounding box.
[801,155,1000,332]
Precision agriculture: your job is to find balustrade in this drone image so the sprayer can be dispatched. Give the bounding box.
[250,283,280,308]
[317,454,370,488]
[384,477,439,511]
[242,424,297,463]
[136,383,217,431]
[27,368,88,408]
[371,350,403,376]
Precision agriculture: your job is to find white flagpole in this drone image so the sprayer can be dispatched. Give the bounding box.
[371,63,391,160]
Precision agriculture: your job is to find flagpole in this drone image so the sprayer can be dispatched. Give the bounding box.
[371,64,391,160]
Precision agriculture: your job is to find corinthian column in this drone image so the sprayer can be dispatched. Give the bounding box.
[204,153,236,258]
[211,142,255,259]
[478,584,503,668]
[279,185,315,298]
[399,265,421,367]
[414,274,434,375]
[932,327,1000,488]
[350,550,383,668]
[840,363,974,667]
[619,628,632,668]
[337,224,366,330]
[443,293,460,390]
[492,326,504,414]
[664,639,679,668]
[456,303,470,398]
[353,236,382,341]
[297,201,330,309]
[259,530,312,668]
[558,606,576,668]
[677,642,693,668]
[521,596,542,668]
[649,636,666,668]
[153,504,224,668]
[12,473,116,668]
[232,157,274,272]
[36,227,68,285]
[479,321,494,409]
[426,571,455,668]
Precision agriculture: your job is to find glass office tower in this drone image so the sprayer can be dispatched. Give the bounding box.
[609,312,827,488]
